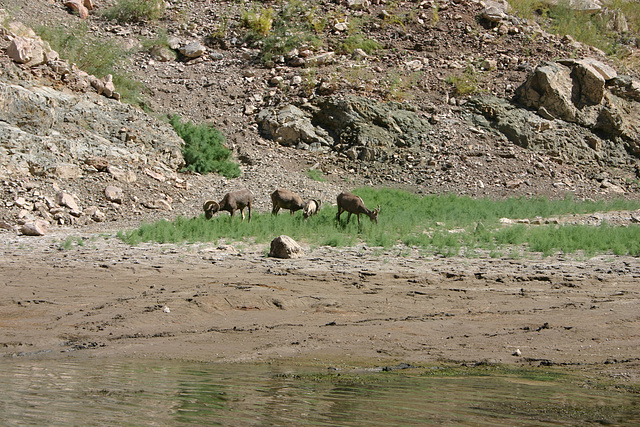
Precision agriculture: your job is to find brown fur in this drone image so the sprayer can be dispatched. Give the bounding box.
[336,191,380,225]
[271,189,306,215]
[203,189,253,222]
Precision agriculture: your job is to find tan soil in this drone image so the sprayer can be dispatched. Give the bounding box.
[2,225,639,386]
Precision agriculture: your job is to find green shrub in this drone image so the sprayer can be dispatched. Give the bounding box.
[102,0,165,23]
[169,115,241,178]
[241,7,275,37]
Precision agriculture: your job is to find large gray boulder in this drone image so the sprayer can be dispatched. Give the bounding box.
[257,96,431,161]
[467,96,630,166]
[513,59,640,156]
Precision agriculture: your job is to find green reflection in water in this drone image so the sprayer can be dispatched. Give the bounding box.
[0,359,638,426]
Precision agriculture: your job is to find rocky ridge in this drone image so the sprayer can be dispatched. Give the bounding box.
[1,0,640,235]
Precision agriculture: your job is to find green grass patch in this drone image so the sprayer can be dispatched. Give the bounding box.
[169,115,241,178]
[101,0,165,23]
[119,188,640,257]
[508,0,640,69]
[306,168,326,182]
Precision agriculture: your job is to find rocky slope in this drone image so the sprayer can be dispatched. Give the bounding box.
[1,0,640,234]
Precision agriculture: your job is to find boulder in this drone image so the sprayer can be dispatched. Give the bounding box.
[180,41,206,58]
[104,185,123,204]
[64,0,89,19]
[20,220,49,236]
[269,235,305,259]
[257,105,331,148]
[7,36,33,64]
[515,61,576,122]
[55,191,80,212]
[514,59,640,150]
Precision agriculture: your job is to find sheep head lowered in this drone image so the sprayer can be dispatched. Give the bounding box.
[303,199,321,219]
[203,189,253,222]
[203,200,220,219]
[336,191,380,225]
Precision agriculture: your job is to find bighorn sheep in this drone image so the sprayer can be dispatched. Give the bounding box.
[271,189,305,216]
[203,189,253,222]
[336,191,380,225]
[303,199,321,219]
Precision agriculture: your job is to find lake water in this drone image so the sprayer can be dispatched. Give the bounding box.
[1,359,638,426]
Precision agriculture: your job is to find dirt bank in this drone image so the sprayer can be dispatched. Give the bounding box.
[1,227,639,387]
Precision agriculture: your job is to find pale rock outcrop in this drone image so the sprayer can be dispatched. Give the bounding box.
[269,235,305,259]
[107,166,138,183]
[143,199,172,210]
[104,185,123,204]
[514,59,640,154]
[0,80,185,179]
[257,96,431,160]
[56,191,80,213]
[480,0,511,24]
[64,0,89,19]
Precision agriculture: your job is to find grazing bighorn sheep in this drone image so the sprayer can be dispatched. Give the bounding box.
[336,191,380,225]
[303,198,321,219]
[203,189,253,222]
[271,189,305,216]
[272,189,322,218]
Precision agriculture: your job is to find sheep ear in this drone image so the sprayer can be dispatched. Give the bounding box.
[376,204,381,212]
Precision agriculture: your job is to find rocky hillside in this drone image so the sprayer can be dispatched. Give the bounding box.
[1,0,640,234]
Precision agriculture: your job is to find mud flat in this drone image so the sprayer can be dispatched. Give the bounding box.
[1,228,639,387]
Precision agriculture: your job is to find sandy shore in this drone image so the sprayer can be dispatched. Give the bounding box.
[1,228,639,385]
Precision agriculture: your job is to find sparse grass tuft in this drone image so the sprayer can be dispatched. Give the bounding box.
[306,168,326,182]
[169,115,241,178]
[102,0,165,23]
[241,0,325,64]
[338,34,382,55]
[445,65,479,96]
[35,23,144,107]
[508,0,640,71]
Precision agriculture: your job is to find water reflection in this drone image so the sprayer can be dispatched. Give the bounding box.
[0,359,638,426]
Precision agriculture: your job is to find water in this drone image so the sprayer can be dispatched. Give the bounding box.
[0,359,638,426]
